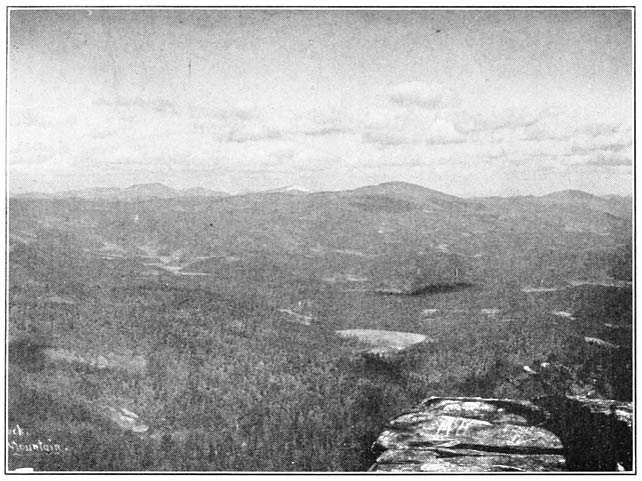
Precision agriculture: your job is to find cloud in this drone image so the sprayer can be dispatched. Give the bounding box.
[456,105,544,135]
[455,103,629,147]
[502,139,573,160]
[225,122,283,143]
[362,111,465,146]
[188,104,287,143]
[583,150,632,167]
[302,126,347,136]
[388,81,455,110]
[577,121,624,137]
[361,130,412,146]
[361,104,466,147]
[189,102,256,122]
[570,127,632,154]
[426,119,465,144]
[93,97,178,114]
[285,107,357,137]
[362,126,464,147]
[8,82,632,196]
[521,110,627,143]
[451,104,632,173]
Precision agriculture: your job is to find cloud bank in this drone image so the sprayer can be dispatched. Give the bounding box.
[9,80,632,196]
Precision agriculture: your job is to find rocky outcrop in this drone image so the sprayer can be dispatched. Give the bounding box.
[97,404,149,434]
[42,348,147,375]
[370,396,632,472]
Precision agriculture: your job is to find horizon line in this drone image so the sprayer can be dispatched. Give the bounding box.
[7,180,632,200]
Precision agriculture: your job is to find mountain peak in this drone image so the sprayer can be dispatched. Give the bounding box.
[350,181,463,202]
[378,181,424,188]
[179,187,229,197]
[541,189,600,201]
[259,185,311,194]
[125,182,175,192]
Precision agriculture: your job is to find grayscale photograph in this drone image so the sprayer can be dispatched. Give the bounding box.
[6,7,634,473]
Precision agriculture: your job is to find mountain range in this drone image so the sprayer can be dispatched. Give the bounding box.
[7,179,632,473]
[12,183,229,200]
[11,181,631,211]
[9,180,632,291]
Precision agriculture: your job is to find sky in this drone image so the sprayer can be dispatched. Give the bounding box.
[8,8,633,196]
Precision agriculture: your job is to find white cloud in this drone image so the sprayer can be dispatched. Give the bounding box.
[361,107,465,146]
[93,97,178,114]
[455,105,543,135]
[387,81,455,110]
[8,84,632,196]
[583,150,632,167]
[570,127,631,154]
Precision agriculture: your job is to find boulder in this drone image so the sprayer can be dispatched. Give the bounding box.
[370,396,632,472]
[100,405,149,434]
[584,337,619,349]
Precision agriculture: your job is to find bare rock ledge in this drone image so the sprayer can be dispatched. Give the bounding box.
[370,396,632,472]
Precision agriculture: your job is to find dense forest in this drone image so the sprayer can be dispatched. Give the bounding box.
[7,185,632,471]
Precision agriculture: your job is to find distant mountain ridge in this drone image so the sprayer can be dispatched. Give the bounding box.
[257,185,311,195]
[13,183,229,200]
[348,181,462,202]
[471,188,631,220]
[11,181,630,205]
[539,189,608,203]
[536,189,631,219]
[9,178,631,291]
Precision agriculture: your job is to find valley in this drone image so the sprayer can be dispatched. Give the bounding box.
[7,181,633,471]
